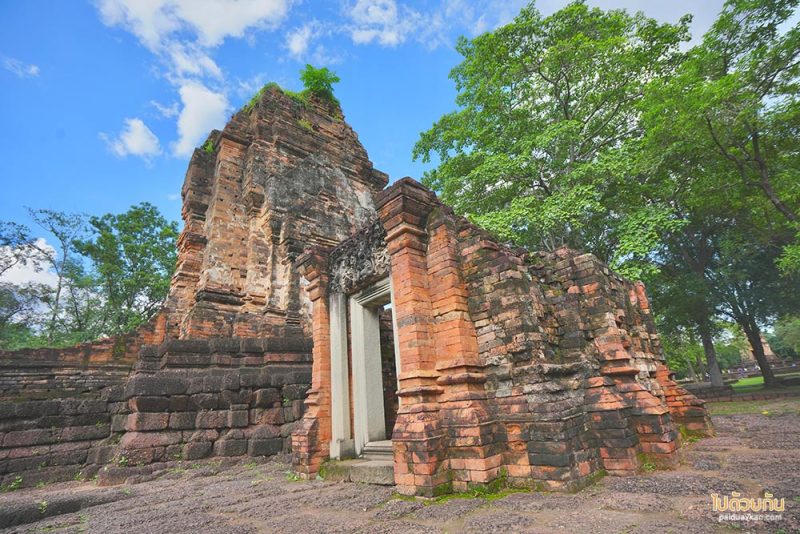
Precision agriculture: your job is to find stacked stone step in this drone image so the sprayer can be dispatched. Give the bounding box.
[610,371,680,467]
[584,376,641,476]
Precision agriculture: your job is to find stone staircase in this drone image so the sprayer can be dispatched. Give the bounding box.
[361,440,392,460]
[322,440,395,485]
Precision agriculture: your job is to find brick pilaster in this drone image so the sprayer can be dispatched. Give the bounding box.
[291,248,332,477]
[377,179,447,496]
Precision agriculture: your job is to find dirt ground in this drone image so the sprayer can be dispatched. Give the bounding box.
[1,397,798,534]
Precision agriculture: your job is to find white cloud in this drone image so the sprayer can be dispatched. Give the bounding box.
[284,21,340,64]
[0,239,58,287]
[96,0,292,160]
[172,0,290,47]
[2,57,40,78]
[151,100,180,118]
[165,41,223,80]
[347,0,419,47]
[173,81,229,157]
[96,0,291,52]
[286,24,314,59]
[101,118,162,159]
[351,0,398,26]
[167,193,181,201]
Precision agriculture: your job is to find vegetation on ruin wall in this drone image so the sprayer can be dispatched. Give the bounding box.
[242,64,341,114]
[414,0,800,386]
[0,204,177,350]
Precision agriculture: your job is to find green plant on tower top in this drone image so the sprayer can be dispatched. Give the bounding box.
[299,64,340,102]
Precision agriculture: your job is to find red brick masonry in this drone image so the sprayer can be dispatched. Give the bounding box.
[292,178,713,496]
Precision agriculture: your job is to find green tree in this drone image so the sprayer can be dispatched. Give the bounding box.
[643,0,800,271]
[647,250,727,387]
[772,315,800,358]
[413,1,690,264]
[75,202,178,335]
[27,209,87,343]
[634,0,800,387]
[0,282,46,350]
[299,64,341,101]
[0,222,46,277]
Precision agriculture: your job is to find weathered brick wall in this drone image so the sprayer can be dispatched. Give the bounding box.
[293,177,712,496]
[0,350,133,489]
[165,87,387,340]
[111,88,383,473]
[110,338,311,473]
[454,207,710,489]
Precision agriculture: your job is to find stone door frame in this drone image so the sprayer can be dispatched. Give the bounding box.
[329,276,401,458]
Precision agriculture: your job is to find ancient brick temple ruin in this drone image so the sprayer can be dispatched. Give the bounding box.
[0,86,712,496]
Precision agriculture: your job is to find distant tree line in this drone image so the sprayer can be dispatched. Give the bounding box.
[414,0,800,386]
[0,203,177,350]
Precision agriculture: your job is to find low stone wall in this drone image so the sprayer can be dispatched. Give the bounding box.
[0,354,133,489]
[110,338,312,475]
[0,335,312,488]
[0,353,132,399]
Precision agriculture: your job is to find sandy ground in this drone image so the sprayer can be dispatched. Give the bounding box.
[1,402,798,534]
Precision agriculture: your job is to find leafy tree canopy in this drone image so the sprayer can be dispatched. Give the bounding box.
[0,203,178,350]
[75,202,178,335]
[413,0,690,275]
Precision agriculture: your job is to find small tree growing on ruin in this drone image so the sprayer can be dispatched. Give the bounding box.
[299,64,340,102]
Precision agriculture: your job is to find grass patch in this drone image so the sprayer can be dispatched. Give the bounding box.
[707,395,800,416]
[284,470,303,482]
[729,373,800,394]
[421,469,529,504]
[636,453,663,473]
[2,475,23,492]
[297,118,313,132]
[731,376,766,393]
[678,424,704,443]
[242,82,281,113]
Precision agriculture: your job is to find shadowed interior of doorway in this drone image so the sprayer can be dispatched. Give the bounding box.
[379,305,399,438]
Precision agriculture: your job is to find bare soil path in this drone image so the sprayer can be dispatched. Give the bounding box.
[2,397,798,534]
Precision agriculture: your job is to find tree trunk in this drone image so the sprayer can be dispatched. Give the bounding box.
[699,324,725,388]
[686,359,698,382]
[741,319,778,388]
[694,351,706,379]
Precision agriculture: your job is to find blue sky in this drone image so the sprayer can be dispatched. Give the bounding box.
[1,0,727,272]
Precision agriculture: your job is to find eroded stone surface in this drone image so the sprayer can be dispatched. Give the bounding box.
[1,411,796,534]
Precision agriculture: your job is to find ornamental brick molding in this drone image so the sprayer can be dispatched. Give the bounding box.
[0,86,710,494]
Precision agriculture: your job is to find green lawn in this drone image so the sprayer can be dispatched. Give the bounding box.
[706,395,800,416]
[731,375,766,393]
[729,372,800,393]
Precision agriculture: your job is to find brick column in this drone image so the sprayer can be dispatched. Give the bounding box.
[427,209,503,491]
[376,179,447,497]
[291,248,332,477]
